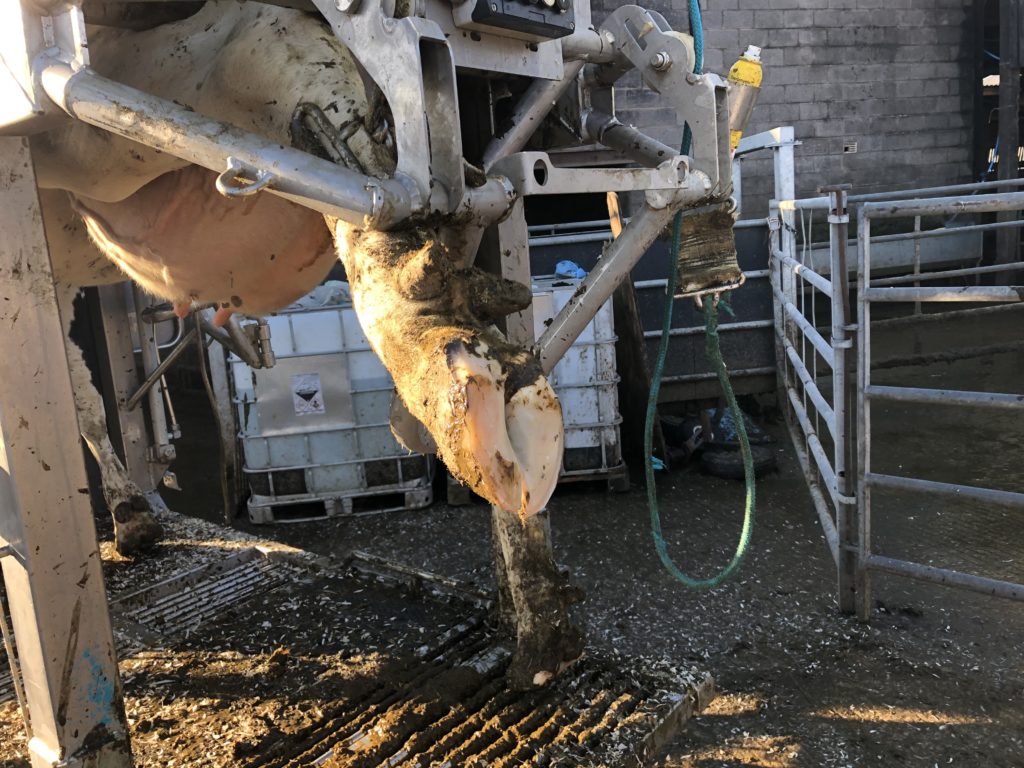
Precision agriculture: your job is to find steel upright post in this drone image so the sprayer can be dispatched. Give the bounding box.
[855,209,874,622]
[95,285,163,499]
[823,185,858,614]
[997,0,1021,277]
[0,137,132,766]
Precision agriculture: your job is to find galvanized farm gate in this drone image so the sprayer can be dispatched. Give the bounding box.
[772,178,1024,618]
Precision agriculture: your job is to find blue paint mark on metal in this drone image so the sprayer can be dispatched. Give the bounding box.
[81,647,116,727]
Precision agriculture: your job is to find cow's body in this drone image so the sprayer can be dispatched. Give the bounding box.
[41,0,577,684]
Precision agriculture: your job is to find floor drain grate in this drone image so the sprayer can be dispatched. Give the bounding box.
[0,666,12,706]
[112,547,299,637]
[238,619,711,768]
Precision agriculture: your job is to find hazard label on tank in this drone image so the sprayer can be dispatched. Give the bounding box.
[291,372,326,415]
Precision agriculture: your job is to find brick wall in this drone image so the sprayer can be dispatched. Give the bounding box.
[591,0,976,215]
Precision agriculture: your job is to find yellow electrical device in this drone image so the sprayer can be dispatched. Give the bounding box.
[727,45,763,153]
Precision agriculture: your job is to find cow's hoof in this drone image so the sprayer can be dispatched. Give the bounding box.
[112,495,164,556]
[506,622,586,691]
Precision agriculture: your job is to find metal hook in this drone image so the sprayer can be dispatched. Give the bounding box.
[215,158,274,198]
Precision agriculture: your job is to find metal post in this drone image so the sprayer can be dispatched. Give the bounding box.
[203,340,242,524]
[855,208,873,622]
[912,215,922,315]
[496,198,535,344]
[773,128,798,393]
[95,285,165,497]
[0,136,132,767]
[132,286,175,469]
[823,186,857,614]
[997,0,1021,276]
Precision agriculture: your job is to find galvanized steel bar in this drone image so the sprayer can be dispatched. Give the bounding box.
[870,260,1024,286]
[868,218,1024,245]
[661,366,775,384]
[133,284,174,461]
[865,472,1024,509]
[786,386,838,504]
[634,269,769,290]
[849,177,1024,202]
[644,319,773,338]
[855,207,873,620]
[778,197,829,212]
[862,286,1023,303]
[787,179,1024,213]
[583,110,678,168]
[0,137,132,767]
[861,190,1024,219]
[864,555,1024,601]
[824,185,857,614]
[538,201,680,372]
[126,327,198,411]
[783,415,840,565]
[776,293,835,367]
[774,250,834,297]
[780,333,836,440]
[866,385,1024,409]
[40,62,415,228]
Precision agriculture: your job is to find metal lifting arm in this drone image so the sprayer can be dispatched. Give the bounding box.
[38,61,418,230]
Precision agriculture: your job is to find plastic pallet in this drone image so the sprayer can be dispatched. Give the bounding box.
[248,484,433,524]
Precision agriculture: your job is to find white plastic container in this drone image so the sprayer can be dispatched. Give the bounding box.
[532,276,624,480]
[231,302,433,523]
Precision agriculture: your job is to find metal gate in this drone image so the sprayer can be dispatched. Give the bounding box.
[773,179,1024,618]
[770,186,858,612]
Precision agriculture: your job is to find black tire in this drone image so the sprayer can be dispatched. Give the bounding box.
[700,445,777,480]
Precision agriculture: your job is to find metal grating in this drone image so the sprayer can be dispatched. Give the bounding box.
[113,547,299,637]
[2,523,712,767]
[235,617,711,768]
[0,666,12,706]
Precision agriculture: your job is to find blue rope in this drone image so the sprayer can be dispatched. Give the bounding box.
[642,0,756,590]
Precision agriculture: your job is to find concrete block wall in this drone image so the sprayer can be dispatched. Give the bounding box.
[591,0,976,215]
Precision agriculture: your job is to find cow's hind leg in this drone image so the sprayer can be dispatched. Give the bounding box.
[491,506,585,689]
[59,287,164,555]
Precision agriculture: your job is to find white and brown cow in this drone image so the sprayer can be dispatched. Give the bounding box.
[38,2,578,685]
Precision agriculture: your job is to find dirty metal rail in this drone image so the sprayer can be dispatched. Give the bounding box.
[40,61,415,228]
[865,385,1024,410]
[863,554,1024,602]
[862,286,1022,303]
[870,260,1024,286]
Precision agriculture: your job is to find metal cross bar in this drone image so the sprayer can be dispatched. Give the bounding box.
[862,286,1023,303]
[865,473,1024,509]
[39,61,416,229]
[773,250,833,297]
[864,555,1024,602]
[860,190,1024,219]
[865,385,1024,409]
[870,260,1024,286]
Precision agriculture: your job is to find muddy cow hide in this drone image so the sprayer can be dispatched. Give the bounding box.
[40,1,581,686]
[40,4,564,535]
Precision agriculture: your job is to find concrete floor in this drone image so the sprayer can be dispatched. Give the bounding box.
[144,303,1024,766]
